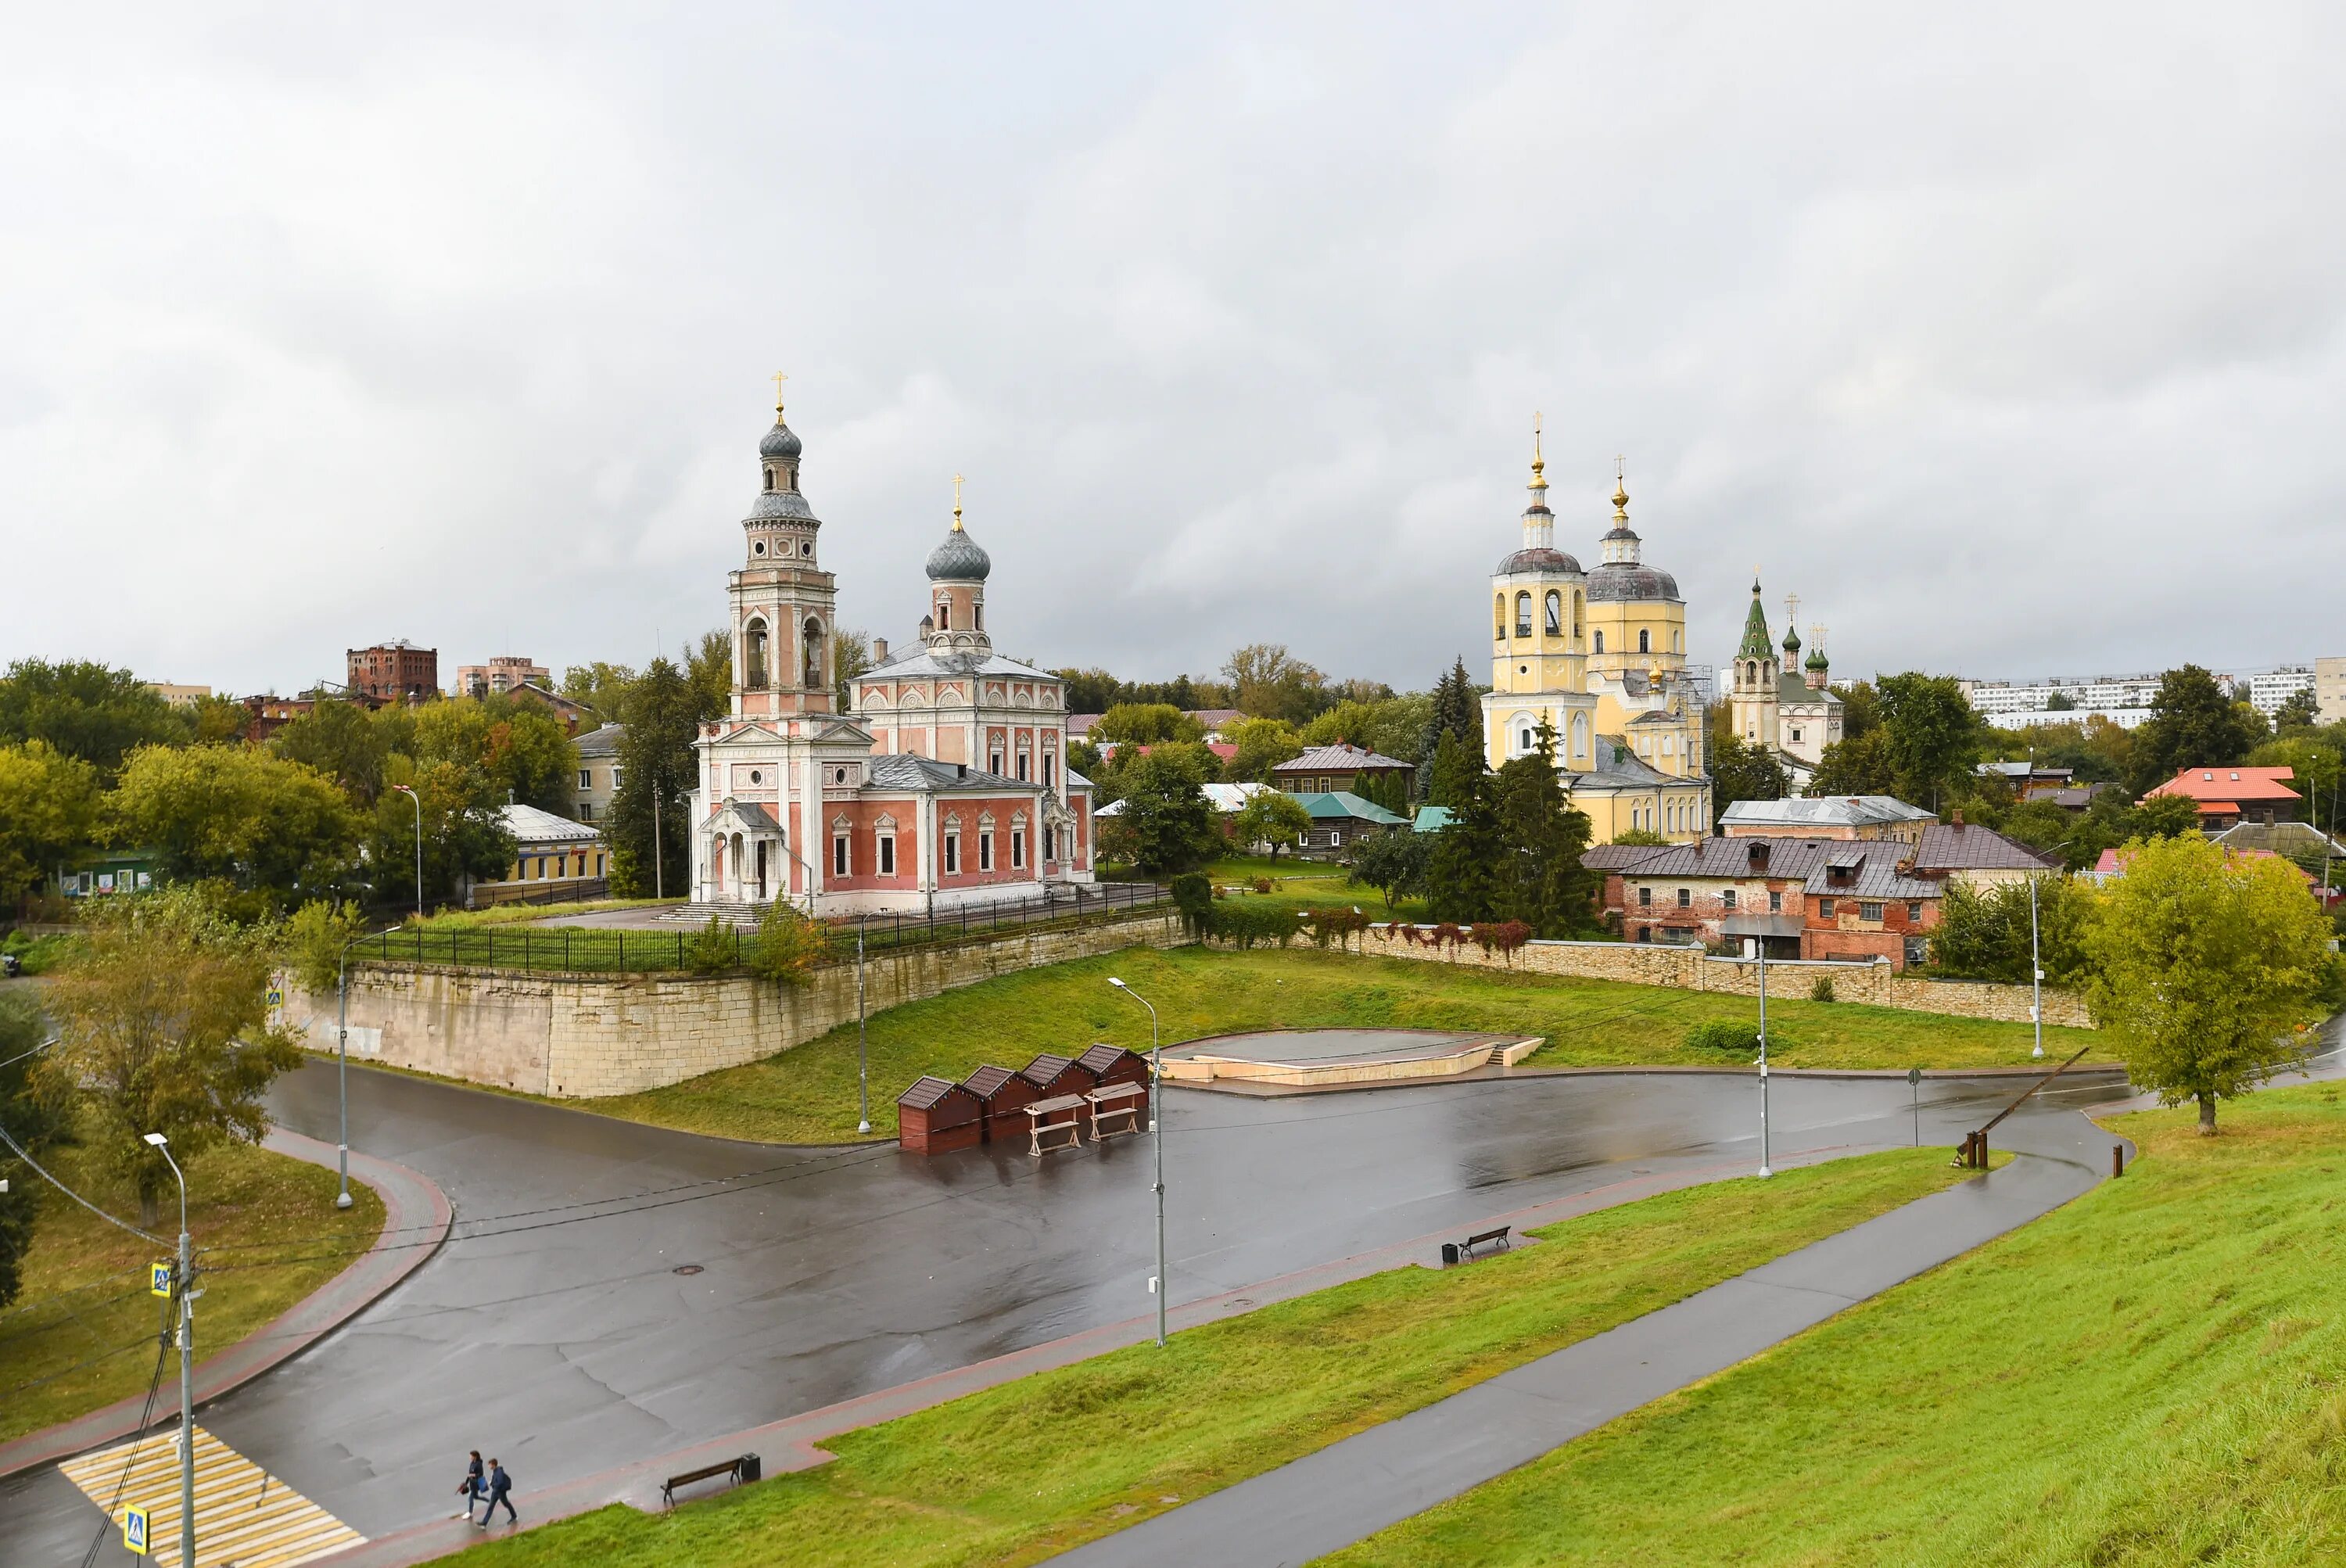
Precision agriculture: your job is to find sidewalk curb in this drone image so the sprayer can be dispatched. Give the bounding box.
[304,1140,1895,1568]
[0,1129,453,1480]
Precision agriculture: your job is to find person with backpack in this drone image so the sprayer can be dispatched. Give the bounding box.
[479,1457,517,1527]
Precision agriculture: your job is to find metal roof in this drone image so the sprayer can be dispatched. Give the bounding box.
[1910,823,2060,872]
[1615,837,1846,881]
[1274,743,1414,773]
[864,755,1031,793]
[1720,796,1935,829]
[862,647,1058,682]
[574,722,624,758]
[1287,791,1409,826]
[499,802,600,844]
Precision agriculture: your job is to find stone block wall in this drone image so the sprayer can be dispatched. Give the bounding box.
[280,910,1191,1098]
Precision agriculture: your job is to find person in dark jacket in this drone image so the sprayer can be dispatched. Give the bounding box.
[478,1458,516,1527]
[454,1451,484,1521]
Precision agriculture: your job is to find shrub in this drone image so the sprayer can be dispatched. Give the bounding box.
[1810,974,1836,1003]
[1170,872,1214,938]
[1211,901,1298,949]
[683,914,738,975]
[1253,877,1273,895]
[1685,1019,1799,1056]
[1300,906,1372,951]
[750,900,834,987]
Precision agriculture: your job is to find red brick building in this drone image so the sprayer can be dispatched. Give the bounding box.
[347,640,439,703]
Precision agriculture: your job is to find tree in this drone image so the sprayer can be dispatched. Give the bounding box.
[0,992,57,1310]
[1422,658,1481,764]
[1222,718,1304,784]
[1831,680,1881,741]
[33,888,303,1225]
[1102,749,1221,874]
[0,658,185,781]
[832,626,874,712]
[1488,721,1596,935]
[411,695,576,814]
[1053,668,1125,715]
[1232,790,1315,863]
[185,694,253,746]
[1352,767,1412,817]
[1931,876,2093,983]
[1095,704,1203,747]
[1221,644,1329,724]
[283,899,371,995]
[750,899,834,987]
[2274,687,2321,732]
[1300,695,1433,768]
[366,758,513,908]
[0,741,100,908]
[1425,744,1500,923]
[1874,672,1985,809]
[272,697,394,803]
[1808,728,1899,798]
[607,658,698,897]
[687,629,734,720]
[1424,728,1484,811]
[560,662,639,724]
[109,744,360,906]
[2133,665,2262,791]
[1610,827,1667,847]
[2248,735,2342,811]
[2043,691,2076,711]
[1709,731,1788,827]
[2082,834,2333,1134]
[1349,827,1431,911]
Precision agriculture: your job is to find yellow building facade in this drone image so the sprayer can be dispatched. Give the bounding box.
[1480,440,1710,843]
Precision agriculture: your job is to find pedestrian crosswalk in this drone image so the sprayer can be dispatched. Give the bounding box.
[59,1424,364,1567]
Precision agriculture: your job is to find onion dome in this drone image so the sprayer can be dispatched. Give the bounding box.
[1781,623,1803,656]
[925,480,992,581]
[1585,470,1681,602]
[1806,645,1829,673]
[760,419,802,462]
[1496,545,1583,574]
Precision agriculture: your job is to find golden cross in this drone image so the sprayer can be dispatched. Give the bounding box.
[770,371,788,413]
[952,472,965,524]
[1785,592,1801,627]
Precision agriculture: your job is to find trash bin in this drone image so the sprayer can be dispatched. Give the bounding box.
[1440,1242,1460,1268]
[739,1452,762,1484]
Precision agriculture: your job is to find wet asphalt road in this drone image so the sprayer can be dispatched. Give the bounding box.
[2,1057,2141,1563]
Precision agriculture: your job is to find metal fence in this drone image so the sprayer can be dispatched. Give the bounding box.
[355,881,1175,977]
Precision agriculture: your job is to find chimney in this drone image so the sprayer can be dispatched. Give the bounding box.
[1951,808,1964,829]
[873,637,888,662]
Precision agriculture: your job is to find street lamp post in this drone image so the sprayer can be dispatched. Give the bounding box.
[2026,836,2075,1061]
[335,928,397,1211]
[855,915,872,1136]
[1756,938,1772,1179]
[142,1132,194,1568]
[389,784,424,920]
[1107,976,1166,1347]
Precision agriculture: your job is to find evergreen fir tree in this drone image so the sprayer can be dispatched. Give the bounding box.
[1421,657,1481,770]
[1426,742,1499,923]
[1490,719,1598,935]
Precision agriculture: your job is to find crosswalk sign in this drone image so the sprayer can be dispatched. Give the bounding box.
[266,985,285,1010]
[149,1261,173,1298]
[123,1505,150,1555]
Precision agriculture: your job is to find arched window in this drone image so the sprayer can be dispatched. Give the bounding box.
[1544,591,1562,636]
[1494,594,1506,638]
[763,469,775,493]
[974,601,984,631]
[1573,592,1583,639]
[1638,628,1652,654]
[802,618,823,688]
[1594,630,1605,654]
[744,620,769,690]
[1570,712,1589,759]
[936,599,951,630]
[1514,592,1532,637]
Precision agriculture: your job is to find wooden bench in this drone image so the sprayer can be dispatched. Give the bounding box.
[1026,1093,1089,1156]
[1085,1081,1147,1142]
[661,1453,759,1509]
[1459,1225,1512,1260]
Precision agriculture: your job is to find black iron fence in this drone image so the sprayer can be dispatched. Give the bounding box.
[354,881,1175,977]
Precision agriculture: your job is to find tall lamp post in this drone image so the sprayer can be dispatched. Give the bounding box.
[389,784,424,920]
[855,914,872,1136]
[2027,837,2075,1060]
[1755,938,1772,1179]
[1107,976,1167,1348]
[142,1132,195,1568]
[336,928,398,1210]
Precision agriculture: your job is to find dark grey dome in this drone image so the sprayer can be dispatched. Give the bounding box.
[1586,562,1683,602]
[925,527,992,582]
[760,420,802,461]
[1494,547,1582,575]
[748,490,815,521]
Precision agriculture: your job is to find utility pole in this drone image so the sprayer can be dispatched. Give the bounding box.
[1109,977,1167,1346]
[144,1133,194,1567]
[652,785,664,900]
[855,915,872,1135]
[390,784,423,920]
[1756,940,1772,1179]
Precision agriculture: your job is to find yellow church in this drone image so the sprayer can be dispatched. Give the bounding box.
[1480,432,1712,843]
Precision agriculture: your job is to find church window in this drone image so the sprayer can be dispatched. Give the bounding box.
[745,620,769,689]
[1519,727,1531,752]
[937,600,951,630]
[1662,734,1674,755]
[979,828,995,872]
[749,770,762,785]
[878,831,897,875]
[1514,593,1531,637]
[989,741,1006,775]
[764,469,774,492]
[974,601,984,631]
[1494,595,1507,638]
[1570,712,1588,759]
[1638,629,1652,654]
[1673,630,1682,653]
[943,827,960,874]
[801,540,812,555]
[1011,820,1027,869]
[1594,631,1605,654]
[1017,739,1031,781]
[1790,727,1803,743]
[833,831,852,877]
[754,540,766,555]
[1544,591,1562,635]
[803,618,823,687]
[1043,752,1056,789]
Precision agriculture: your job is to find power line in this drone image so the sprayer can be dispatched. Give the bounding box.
[0,1121,164,1245]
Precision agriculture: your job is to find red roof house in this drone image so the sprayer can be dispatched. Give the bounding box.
[2144,766,2299,828]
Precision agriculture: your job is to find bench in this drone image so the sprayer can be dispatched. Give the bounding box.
[661,1452,759,1509]
[1026,1093,1089,1157]
[1459,1226,1512,1260]
[1085,1081,1147,1142]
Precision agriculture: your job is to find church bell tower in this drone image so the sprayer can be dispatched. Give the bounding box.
[730,376,839,719]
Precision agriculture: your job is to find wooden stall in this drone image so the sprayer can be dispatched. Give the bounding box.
[1074,1043,1150,1093]
[895,1075,982,1155]
[1085,1080,1148,1142]
[961,1064,1039,1144]
[1017,1052,1098,1102]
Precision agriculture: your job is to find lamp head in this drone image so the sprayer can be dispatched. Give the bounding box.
[142,1132,168,1147]
[1107,977,1126,989]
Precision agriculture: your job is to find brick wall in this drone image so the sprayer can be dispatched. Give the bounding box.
[279,910,1192,1098]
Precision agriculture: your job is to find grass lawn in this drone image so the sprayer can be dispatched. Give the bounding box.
[443,1148,1980,1568]
[590,945,2096,1145]
[0,1135,386,1444]
[1325,1080,2346,1568]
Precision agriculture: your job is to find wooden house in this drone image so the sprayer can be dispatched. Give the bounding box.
[1017,1052,1097,1100]
[895,1075,982,1154]
[961,1064,1039,1143]
[1074,1044,1150,1101]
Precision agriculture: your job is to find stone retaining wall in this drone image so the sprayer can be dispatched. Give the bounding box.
[280,910,1192,1098]
[1321,926,2093,1029]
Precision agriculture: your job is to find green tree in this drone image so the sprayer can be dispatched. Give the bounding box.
[0,658,185,781]
[367,758,514,909]
[1222,718,1304,784]
[1352,768,1412,817]
[2043,691,2076,711]
[0,741,101,908]
[560,662,639,723]
[1348,827,1431,911]
[0,992,57,1310]
[1232,790,1315,863]
[410,695,576,814]
[2273,687,2321,731]
[750,899,834,987]
[1221,644,1329,724]
[1874,672,1985,810]
[2133,791,2205,841]
[2247,735,2342,811]
[272,698,393,803]
[1808,728,1899,798]
[1301,695,1434,768]
[1609,827,1667,847]
[282,899,371,995]
[1426,745,1500,924]
[832,626,875,712]
[1930,876,2092,983]
[1424,728,1485,811]
[185,694,252,746]
[1103,750,1221,875]
[1489,720,1596,935]
[1095,704,1204,747]
[33,888,303,1225]
[2082,834,2333,1134]
[1709,730,1788,828]
[1831,680,1881,741]
[687,629,734,720]
[607,658,698,898]
[1422,658,1482,765]
[1052,668,1125,715]
[108,745,360,906]
[2133,665,2263,791]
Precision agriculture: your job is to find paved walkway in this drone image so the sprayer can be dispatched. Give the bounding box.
[0,1129,452,1482]
[1051,1106,2126,1567]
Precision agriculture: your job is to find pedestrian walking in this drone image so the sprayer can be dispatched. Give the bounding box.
[479,1458,517,1527]
[454,1450,484,1521]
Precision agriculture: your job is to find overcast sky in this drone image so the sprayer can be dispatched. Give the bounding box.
[4,3,2341,700]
